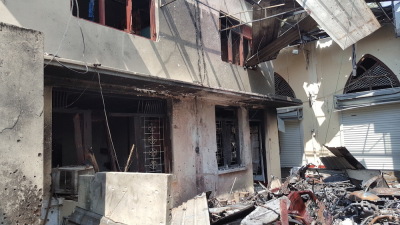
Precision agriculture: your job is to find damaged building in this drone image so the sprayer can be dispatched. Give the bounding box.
[0,0,300,224]
[0,0,399,224]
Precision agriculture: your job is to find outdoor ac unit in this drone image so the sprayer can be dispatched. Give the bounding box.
[52,166,94,195]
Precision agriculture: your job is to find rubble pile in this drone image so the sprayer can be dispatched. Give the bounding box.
[208,165,400,225]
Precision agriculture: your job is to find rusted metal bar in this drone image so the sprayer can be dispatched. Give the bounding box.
[99,0,106,25]
[125,0,132,33]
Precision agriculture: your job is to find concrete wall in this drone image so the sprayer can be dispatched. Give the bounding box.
[78,172,173,225]
[0,0,274,95]
[0,23,44,224]
[273,25,400,165]
[170,98,254,206]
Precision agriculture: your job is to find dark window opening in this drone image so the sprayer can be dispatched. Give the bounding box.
[249,109,266,182]
[105,0,126,31]
[72,0,156,40]
[274,73,296,98]
[51,88,170,173]
[344,54,400,94]
[215,106,240,169]
[220,13,252,66]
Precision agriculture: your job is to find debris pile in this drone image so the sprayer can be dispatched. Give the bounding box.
[208,165,400,225]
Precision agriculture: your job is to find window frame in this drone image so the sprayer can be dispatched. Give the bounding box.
[220,13,252,66]
[72,0,157,40]
[215,106,241,169]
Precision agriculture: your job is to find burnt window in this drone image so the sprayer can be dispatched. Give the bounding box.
[72,0,156,40]
[274,73,296,98]
[344,54,400,94]
[52,89,170,173]
[215,106,241,169]
[220,13,252,66]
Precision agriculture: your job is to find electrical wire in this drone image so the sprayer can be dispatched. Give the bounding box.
[96,67,121,171]
[63,73,96,108]
[322,0,357,155]
[45,0,89,74]
[44,0,74,69]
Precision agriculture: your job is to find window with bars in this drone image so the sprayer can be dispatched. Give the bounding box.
[143,117,165,173]
[215,107,241,169]
[220,13,252,66]
[343,54,400,94]
[274,73,296,98]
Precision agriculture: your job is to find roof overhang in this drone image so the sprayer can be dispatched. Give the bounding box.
[296,0,381,49]
[44,56,302,108]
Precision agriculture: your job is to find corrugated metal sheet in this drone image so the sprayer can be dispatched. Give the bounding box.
[277,106,303,120]
[171,193,210,225]
[320,156,356,170]
[296,0,380,49]
[335,87,400,110]
[342,104,400,170]
[279,120,304,167]
[323,146,365,169]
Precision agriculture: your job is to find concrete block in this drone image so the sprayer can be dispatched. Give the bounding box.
[78,172,173,225]
[78,175,95,210]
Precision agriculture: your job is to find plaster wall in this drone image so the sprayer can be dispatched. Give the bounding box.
[170,98,254,206]
[0,0,274,94]
[0,23,44,224]
[78,172,172,225]
[264,108,281,181]
[273,25,400,165]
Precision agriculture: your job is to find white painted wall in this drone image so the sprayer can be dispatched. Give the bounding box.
[0,0,274,94]
[273,25,400,165]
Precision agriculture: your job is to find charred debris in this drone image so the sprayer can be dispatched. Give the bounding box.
[206,164,400,225]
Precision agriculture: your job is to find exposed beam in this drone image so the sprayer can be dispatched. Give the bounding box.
[246,15,317,66]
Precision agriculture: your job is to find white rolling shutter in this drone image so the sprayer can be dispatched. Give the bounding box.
[279,120,304,167]
[341,104,400,170]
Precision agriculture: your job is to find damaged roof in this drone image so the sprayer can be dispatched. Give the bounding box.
[245,0,397,66]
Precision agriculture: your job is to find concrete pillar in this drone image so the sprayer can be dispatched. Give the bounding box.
[0,23,44,224]
[43,86,52,199]
[264,108,281,183]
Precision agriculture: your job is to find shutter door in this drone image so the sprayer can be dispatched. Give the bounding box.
[342,104,400,170]
[279,120,303,167]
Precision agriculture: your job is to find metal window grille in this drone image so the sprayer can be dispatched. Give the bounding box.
[344,55,400,94]
[143,116,165,173]
[274,73,296,98]
[216,118,240,168]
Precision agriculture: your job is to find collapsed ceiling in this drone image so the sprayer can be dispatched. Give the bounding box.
[243,0,397,67]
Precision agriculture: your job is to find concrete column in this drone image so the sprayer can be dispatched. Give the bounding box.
[170,98,197,207]
[43,86,52,199]
[264,108,281,183]
[0,23,44,224]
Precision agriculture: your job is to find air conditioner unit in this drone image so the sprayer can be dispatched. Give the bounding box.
[52,166,95,195]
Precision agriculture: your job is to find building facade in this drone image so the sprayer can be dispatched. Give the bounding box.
[273,25,400,170]
[0,0,301,224]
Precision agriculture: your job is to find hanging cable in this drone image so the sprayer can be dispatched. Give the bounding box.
[95,66,121,171]
[45,0,89,74]
[322,0,357,155]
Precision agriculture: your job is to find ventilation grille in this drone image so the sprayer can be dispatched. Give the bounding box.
[275,73,296,98]
[344,57,400,94]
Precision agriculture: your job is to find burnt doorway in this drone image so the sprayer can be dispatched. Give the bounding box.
[249,110,266,182]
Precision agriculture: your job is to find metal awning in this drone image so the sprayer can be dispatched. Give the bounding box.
[296,0,381,49]
[44,56,302,108]
[334,87,400,110]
